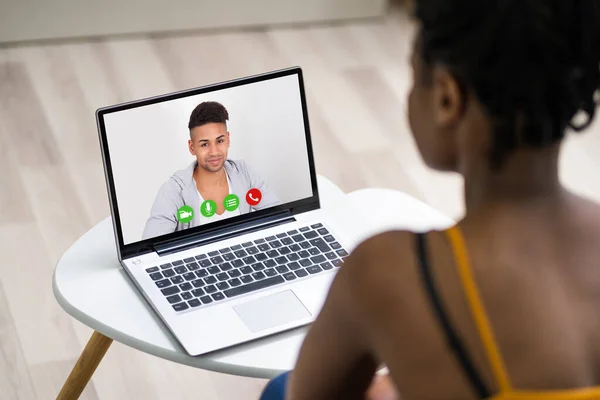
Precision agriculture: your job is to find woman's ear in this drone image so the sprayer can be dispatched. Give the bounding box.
[431,66,465,129]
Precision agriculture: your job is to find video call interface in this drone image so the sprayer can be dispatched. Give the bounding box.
[102,74,314,245]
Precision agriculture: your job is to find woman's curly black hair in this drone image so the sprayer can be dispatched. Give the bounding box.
[414,0,600,167]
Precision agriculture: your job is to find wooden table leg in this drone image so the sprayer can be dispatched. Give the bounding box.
[57,331,113,400]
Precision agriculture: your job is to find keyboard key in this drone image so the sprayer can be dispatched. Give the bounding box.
[229,278,242,287]
[321,262,333,270]
[240,275,254,284]
[254,238,266,244]
[192,288,205,297]
[208,266,221,275]
[287,229,298,235]
[146,266,159,273]
[186,262,200,271]
[307,265,323,274]
[171,276,184,284]
[228,269,242,278]
[243,256,257,264]
[311,255,326,264]
[224,276,285,298]
[255,253,268,261]
[300,259,312,267]
[208,251,220,257]
[276,265,289,274]
[267,250,279,258]
[266,236,276,241]
[195,270,208,278]
[192,279,205,288]
[274,256,287,265]
[219,247,231,253]
[199,260,212,268]
[287,253,300,261]
[332,259,343,267]
[156,279,171,288]
[181,292,193,300]
[195,254,207,260]
[205,285,217,294]
[331,242,342,250]
[234,250,248,258]
[232,259,244,268]
[205,276,217,284]
[241,266,253,275]
[184,257,195,263]
[299,250,310,258]
[289,244,301,252]
[323,235,335,242]
[246,246,259,255]
[217,273,229,281]
[283,272,296,281]
[200,295,213,304]
[231,244,242,250]
[210,256,224,264]
[174,266,187,274]
[216,282,230,291]
[308,248,320,256]
[304,231,319,239]
[172,260,184,266]
[337,250,349,257]
[189,299,201,307]
[317,228,329,235]
[219,262,232,271]
[311,223,323,229]
[161,286,179,296]
[183,272,196,281]
[295,269,308,278]
[325,252,337,260]
[264,259,277,268]
[292,234,305,243]
[310,238,331,252]
[299,226,310,232]
[212,292,225,301]
[288,262,301,270]
[258,244,270,252]
[252,263,265,271]
[173,302,189,312]
[242,242,253,247]
[167,294,182,304]
[279,247,291,255]
[180,282,193,291]
[281,238,293,246]
[223,253,236,261]
[270,240,283,248]
[265,268,277,277]
[252,271,266,280]
[300,241,312,249]
[160,263,172,269]
[276,233,288,238]
[150,272,163,281]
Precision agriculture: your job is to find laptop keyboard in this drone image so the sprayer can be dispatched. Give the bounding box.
[145,223,348,312]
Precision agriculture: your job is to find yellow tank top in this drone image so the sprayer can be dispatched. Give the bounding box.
[446,226,600,400]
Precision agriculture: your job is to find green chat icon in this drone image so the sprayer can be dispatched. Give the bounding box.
[223,194,240,212]
[177,205,194,223]
[201,200,217,217]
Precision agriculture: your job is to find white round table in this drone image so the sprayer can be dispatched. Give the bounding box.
[53,175,454,397]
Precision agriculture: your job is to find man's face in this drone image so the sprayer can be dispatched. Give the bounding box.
[188,122,230,173]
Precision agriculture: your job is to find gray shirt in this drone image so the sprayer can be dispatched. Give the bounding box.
[142,159,279,240]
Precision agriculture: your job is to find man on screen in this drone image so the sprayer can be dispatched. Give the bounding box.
[142,101,280,240]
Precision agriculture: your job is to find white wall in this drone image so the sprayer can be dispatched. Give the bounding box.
[103,74,313,244]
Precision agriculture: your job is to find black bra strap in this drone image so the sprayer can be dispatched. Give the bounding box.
[415,233,491,398]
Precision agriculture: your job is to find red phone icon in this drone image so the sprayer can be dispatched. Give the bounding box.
[246,188,262,206]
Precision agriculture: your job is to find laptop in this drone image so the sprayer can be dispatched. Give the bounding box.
[96,66,351,356]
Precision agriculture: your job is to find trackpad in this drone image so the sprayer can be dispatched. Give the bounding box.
[234,290,311,333]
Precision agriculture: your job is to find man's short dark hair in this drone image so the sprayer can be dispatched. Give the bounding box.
[188,101,229,131]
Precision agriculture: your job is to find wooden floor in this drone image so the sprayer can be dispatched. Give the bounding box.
[1,3,600,399]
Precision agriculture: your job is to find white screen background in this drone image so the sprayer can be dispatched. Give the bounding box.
[103,74,313,244]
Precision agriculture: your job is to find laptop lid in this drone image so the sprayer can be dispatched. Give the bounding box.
[96,67,319,261]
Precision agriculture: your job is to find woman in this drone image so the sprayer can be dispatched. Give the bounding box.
[261,0,600,398]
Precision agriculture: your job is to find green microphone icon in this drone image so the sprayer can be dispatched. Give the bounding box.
[201,200,217,217]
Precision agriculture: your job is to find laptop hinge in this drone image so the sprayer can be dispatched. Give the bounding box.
[153,210,296,257]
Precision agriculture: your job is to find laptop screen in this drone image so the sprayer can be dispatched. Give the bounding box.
[98,69,317,249]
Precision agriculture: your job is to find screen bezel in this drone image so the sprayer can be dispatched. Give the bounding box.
[96,67,320,260]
